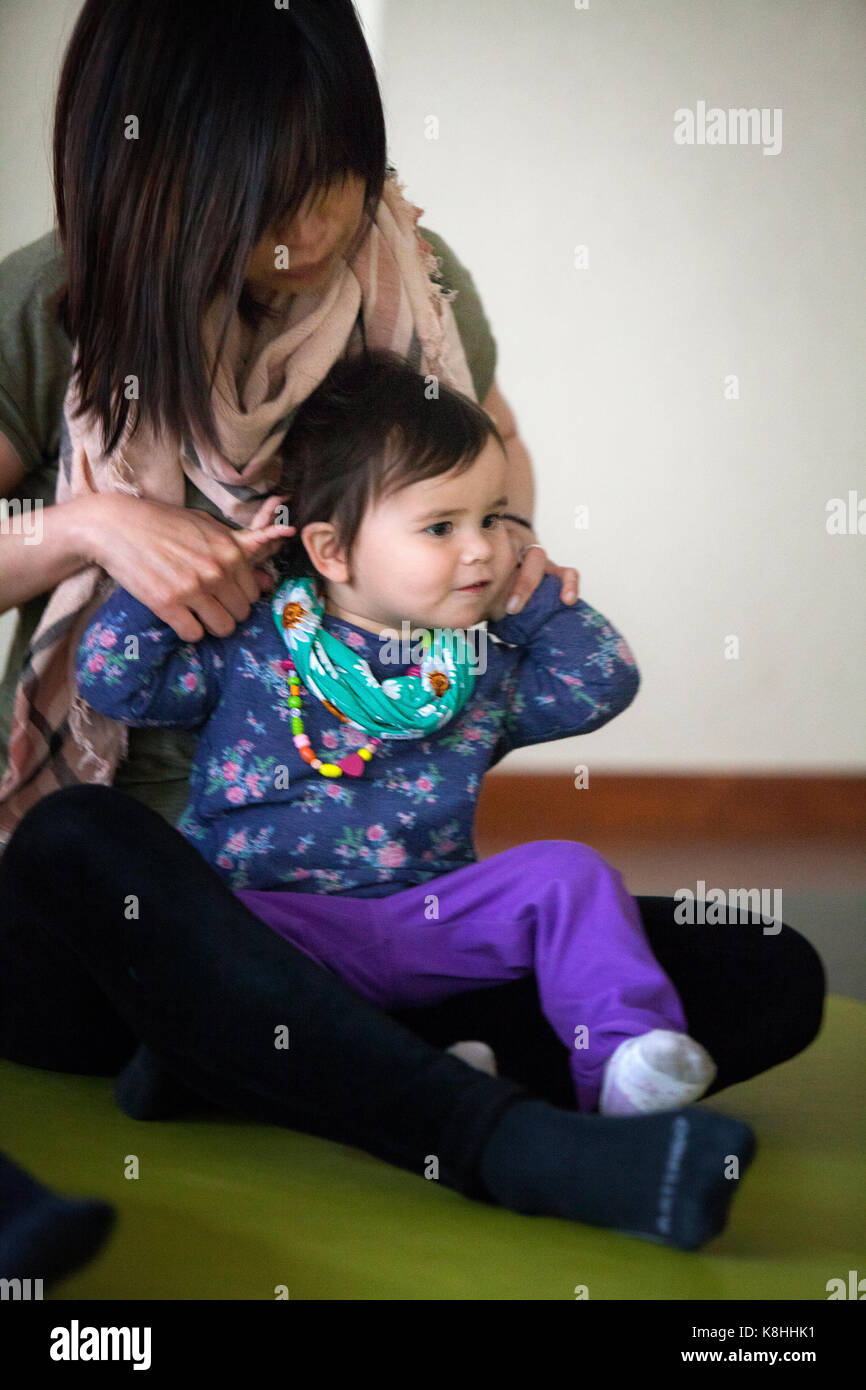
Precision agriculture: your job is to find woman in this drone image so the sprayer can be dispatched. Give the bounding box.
[0,0,824,1256]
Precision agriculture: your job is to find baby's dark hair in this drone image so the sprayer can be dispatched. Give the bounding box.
[272,349,506,586]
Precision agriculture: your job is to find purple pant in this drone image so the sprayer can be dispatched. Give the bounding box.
[234,839,689,1112]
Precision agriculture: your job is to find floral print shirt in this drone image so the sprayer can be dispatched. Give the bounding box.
[75,574,639,896]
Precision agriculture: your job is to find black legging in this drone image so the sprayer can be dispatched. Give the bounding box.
[0,785,825,1200]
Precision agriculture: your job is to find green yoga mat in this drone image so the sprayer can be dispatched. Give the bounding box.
[2,995,863,1300]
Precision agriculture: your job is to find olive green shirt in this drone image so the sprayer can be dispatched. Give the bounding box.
[0,226,497,827]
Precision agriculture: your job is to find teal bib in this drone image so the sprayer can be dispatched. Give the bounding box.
[271,577,476,739]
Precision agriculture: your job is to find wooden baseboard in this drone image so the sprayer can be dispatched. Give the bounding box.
[476,774,866,838]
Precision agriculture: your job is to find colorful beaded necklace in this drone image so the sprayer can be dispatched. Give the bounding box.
[270,576,477,778]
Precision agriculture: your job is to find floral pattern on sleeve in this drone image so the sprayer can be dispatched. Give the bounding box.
[75,599,227,728]
[489,585,641,754]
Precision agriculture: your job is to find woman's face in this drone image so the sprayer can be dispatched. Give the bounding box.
[244,172,368,299]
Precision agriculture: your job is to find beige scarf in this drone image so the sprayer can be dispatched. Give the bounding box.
[0,169,475,844]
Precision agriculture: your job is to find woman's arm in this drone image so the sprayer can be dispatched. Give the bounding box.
[480,380,580,615]
[0,430,106,607]
[481,378,536,525]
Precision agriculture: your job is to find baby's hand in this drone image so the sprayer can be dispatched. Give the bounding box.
[248,492,293,529]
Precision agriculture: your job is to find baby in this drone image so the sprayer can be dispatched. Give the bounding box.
[75,349,716,1117]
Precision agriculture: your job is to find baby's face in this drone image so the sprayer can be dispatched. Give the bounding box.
[329,436,516,635]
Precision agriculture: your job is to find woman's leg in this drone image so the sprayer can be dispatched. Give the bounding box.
[0,787,759,1251]
[0,786,528,1201]
[389,893,827,1106]
[391,974,580,1106]
[628,895,827,1098]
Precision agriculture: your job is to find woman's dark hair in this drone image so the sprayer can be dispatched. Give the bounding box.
[53,0,387,456]
[273,349,506,585]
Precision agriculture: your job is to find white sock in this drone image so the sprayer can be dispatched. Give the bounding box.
[599,1029,717,1115]
[446,1040,498,1077]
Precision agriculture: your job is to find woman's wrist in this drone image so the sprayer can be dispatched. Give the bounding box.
[64,492,124,567]
[0,493,119,616]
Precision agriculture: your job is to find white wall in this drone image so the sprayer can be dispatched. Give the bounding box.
[1,0,863,771]
[378,0,865,772]
[0,0,81,256]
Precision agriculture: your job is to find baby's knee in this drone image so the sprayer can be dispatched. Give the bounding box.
[527,839,617,879]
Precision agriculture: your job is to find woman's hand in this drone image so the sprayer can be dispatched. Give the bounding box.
[78,492,296,642]
[484,521,580,624]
